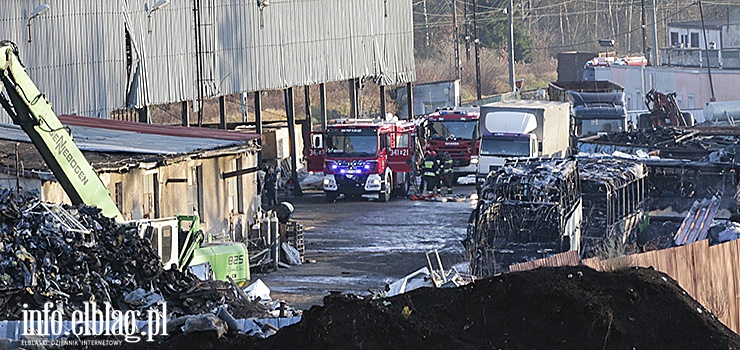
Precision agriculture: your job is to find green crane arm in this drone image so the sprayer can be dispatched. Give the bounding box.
[0,41,123,222]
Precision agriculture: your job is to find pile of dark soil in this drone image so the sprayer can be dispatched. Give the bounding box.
[141,266,740,350]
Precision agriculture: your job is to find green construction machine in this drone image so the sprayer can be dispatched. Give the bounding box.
[0,41,249,285]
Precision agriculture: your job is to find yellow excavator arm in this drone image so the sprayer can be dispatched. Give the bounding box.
[0,41,123,222]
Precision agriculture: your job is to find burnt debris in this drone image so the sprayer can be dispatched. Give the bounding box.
[467,158,581,276]
[579,157,648,257]
[0,189,263,319]
[579,127,738,160]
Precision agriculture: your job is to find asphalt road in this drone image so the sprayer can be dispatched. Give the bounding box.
[252,182,477,309]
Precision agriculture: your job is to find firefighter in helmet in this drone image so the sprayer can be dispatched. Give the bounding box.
[441,151,454,194]
[420,150,439,195]
[434,151,445,194]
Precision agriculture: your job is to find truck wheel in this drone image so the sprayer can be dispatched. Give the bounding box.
[379,173,391,202]
[326,192,337,203]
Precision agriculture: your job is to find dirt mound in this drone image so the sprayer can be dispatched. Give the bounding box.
[144,266,740,350]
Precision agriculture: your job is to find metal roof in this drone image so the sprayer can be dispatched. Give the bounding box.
[0,0,416,123]
[668,19,740,30]
[483,100,571,110]
[0,116,258,155]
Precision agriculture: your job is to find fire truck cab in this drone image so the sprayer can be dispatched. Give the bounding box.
[423,107,480,179]
[313,117,418,202]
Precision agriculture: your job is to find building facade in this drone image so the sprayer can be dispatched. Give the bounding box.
[0,0,416,122]
[0,116,260,240]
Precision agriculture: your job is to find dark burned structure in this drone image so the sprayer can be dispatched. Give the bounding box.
[467,156,652,277]
[578,127,737,160]
[644,158,737,214]
[579,157,648,257]
[467,158,582,277]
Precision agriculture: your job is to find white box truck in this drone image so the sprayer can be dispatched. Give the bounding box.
[475,100,571,182]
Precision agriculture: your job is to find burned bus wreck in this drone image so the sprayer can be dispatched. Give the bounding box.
[578,157,648,257]
[466,158,582,277]
[466,156,651,276]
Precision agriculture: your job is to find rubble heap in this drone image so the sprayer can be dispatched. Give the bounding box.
[596,127,693,145]
[0,189,262,319]
[590,127,737,160]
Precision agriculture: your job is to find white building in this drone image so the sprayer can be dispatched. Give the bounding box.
[585,10,740,121]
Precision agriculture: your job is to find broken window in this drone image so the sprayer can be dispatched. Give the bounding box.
[114,182,124,214]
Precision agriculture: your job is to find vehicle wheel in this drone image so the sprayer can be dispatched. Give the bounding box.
[325,191,337,203]
[379,173,391,202]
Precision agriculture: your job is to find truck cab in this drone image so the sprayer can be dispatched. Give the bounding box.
[476,111,538,182]
[321,118,417,202]
[568,91,627,137]
[475,101,571,185]
[424,107,480,178]
[478,132,537,177]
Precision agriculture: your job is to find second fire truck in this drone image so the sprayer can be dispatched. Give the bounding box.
[422,107,480,180]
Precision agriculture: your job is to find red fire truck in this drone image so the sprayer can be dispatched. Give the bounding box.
[307,118,420,202]
[422,106,480,179]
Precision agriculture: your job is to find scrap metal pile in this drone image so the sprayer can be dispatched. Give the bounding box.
[467,158,581,276]
[0,189,264,319]
[580,127,737,160]
[597,127,694,145]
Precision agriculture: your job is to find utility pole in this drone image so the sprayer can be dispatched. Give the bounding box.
[473,0,481,100]
[423,0,430,46]
[651,0,659,65]
[464,1,470,61]
[699,0,716,102]
[508,0,515,91]
[641,0,648,63]
[452,0,460,80]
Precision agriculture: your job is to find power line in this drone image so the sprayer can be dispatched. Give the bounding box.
[530,2,696,51]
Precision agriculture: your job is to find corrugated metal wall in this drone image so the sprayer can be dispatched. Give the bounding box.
[0,0,415,123]
[0,1,128,121]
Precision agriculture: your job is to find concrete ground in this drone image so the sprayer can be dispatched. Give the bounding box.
[252,182,477,310]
